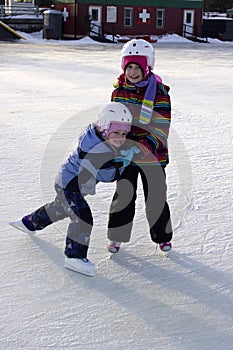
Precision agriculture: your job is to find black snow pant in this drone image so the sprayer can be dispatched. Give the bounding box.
[107,164,173,244]
[25,185,93,258]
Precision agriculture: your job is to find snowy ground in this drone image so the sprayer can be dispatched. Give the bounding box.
[1,34,233,349]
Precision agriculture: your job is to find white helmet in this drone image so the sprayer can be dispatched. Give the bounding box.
[97,102,132,135]
[121,39,155,70]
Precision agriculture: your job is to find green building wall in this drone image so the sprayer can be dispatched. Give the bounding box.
[54,0,203,9]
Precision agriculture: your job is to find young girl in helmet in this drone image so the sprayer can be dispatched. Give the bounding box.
[10,102,134,277]
[107,39,173,254]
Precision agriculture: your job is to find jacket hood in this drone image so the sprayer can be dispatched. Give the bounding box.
[79,124,113,154]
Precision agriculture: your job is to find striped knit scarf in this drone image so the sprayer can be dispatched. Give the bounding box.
[136,73,157,124]
[113,73,157,125]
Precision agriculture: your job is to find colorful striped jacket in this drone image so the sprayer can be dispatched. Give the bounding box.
[111,73,171,166]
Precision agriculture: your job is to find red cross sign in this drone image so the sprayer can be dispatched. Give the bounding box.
[138,8,151,24]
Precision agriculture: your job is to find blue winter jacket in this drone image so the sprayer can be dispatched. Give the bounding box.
[55,124,124,195]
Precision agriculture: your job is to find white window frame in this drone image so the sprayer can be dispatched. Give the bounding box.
[156,8,165,29]
[124,7,133,27]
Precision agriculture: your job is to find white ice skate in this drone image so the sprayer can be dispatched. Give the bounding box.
[107,241,121,259]
[9,219,35,234]
[157,242,172,258]
[159,242,172,252]
[64,257,95,277]
[107,241,121,254]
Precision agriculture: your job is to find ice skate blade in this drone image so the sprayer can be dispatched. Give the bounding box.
[9,220,35,234]
[156,244,170,259]
[64,258,95,277]
[108,249,121,259]
[160,250,170,259]
[109,252,114,259]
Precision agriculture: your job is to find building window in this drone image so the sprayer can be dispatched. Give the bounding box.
[107,6,117,23]
[91,9,99,21]
[124,7,133,27]
[156,9,165,28]
[186,12,192,24]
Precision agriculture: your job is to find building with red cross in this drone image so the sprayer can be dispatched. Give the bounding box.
[53,0,203,40]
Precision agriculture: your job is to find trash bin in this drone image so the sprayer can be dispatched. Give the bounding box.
[43,9,62,40]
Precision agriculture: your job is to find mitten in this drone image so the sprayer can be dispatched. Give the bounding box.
[114,146,140,167]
